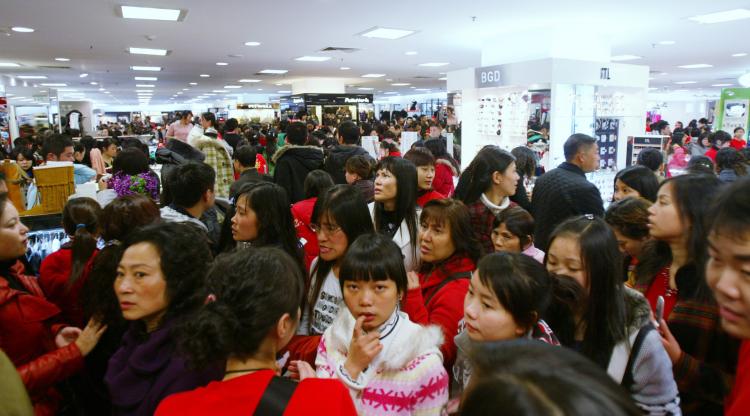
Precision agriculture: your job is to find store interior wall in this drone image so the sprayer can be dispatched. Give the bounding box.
[59,101,93,135]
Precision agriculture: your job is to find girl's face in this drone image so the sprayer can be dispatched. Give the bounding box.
[416,165,435,191]
[315,213,348,262]
[492,223,523,253]
[648,183,684,242]
[736,129,746,140]
[345,171,360,185]
[114,242,168,330]
[231,196,259,242]
[373,168,398,205]
[496,162,520,197]
[343,278,400,331]
[463,271,525,342]
[0,202,29,261]
[707,231,750,339]
[16,154,32,170]
[200,116,211,129]
[419,218,456,263]
[546,236,587,291]
[612,228,648,259]
[74,151,85,162]
[105,144,118,158]
[613,178,641,201]
[702,137,711,147]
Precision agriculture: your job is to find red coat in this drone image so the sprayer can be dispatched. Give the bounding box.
[416,190,445,208]
[0,261,84,416]
[706,147,718,162]
[38,247,98,328]
[433,159,456,197]
[291,197,318,273]
[402,254,475,370]
[730,138,747,151]
[727,340,750,416]
[155,369,356,416]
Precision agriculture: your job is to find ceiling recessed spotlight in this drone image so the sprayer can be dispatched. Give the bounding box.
[357,87,374,91]
[128,47,169,56]
[135,84,155,88]
[136,90,153,93]
[212,90,229,93]
[294,56,331,62]
[258,69,288,74]
[361,73,386,78]
[200,74,210,78]
[415,88,431,91]
[674,81,697,84]
[181,88,190,91]
[418,62,450,67]
[54,57,70,62]
[688,9,750,24]
[98,88,105,91]
[610,55,642,61]
[238,79,261,83]
[40,83,67,87]
[11,26,35,33]
[224,85,242,89]
[359,26,416,40]
[130,66,162,71]
[712,83,733,87]
[257,89,263,91]
[104,91,111,94]
[658,40,676,45]
[120,6,185,21]
[216,62,229,66]
[678,64,713,69]
[90,82,98,85]
[134,76,157,81]
[384,91,399,94]
[244,41,261,46]
[732,53,748,57]
[410,86,416,89]
[79,73,89,78]
[17,75,47,79]
[189,82,198,85]
[339,66,351,70]
[391,82,410,86]
[405,51,418,55]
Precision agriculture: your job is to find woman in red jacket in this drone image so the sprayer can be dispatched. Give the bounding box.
[425,138,458,197]
[290,170,334,272]
[0,193,105,416]
[39,197,102,327]
[155,247,356,416]
[402,198,481,371]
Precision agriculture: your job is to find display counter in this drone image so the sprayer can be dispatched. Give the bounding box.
[280,93,374,126]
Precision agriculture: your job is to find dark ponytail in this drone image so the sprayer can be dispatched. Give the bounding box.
[62,197,102,288]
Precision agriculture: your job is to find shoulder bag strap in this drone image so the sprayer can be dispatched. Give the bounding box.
[253,376,298,416]
[424,271,472,306]
[621,323,656,390]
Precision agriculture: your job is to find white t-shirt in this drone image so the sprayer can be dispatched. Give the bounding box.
[298,258,343,336]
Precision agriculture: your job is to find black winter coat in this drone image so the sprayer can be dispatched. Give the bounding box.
[272,145,324,203]
[323,145,374,184]
[531,162,604,251]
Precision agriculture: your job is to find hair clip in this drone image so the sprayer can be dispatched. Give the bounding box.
[205,294,217,304]
[76,224,87,230]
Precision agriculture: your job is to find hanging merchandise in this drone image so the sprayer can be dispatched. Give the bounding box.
[595,118,619,171]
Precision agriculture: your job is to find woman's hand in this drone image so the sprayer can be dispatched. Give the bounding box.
[407,271,421,291]
[344,316,382,380]
[658,319,682,363]
[55,327,82,348]
[288,360,316,381]
[73,318,108,356]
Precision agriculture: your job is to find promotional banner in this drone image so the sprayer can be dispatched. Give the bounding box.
[595,118,619,170]
[715,88,750,136]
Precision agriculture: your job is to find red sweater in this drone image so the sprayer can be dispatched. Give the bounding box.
[38,247,98,328]
[727,340,750,416]
[402,254,475,370]
[730,138,747,151]
[155,370,356,416]
[433,160,456,197]
[291,198,318,274]
[416,190,445,208]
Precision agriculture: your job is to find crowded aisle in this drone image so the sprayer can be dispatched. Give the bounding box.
[2,1,750,415]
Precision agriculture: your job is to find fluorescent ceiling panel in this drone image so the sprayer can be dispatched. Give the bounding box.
[120,6,184,21]
[259,69,288,74]
[340,67,351,70]
[733,53,748,57]
[357,87,374,91]
[712,83,733,87]
[131,66,162,71]
[129,47,169,56]
[678,64,713,69]
[238,79,261,83]
[17,75,47,79]
[0,63,21,67]
[224,85,242,89]
[674,81,697,84]
[134,76,157,81]
[359,27,415,40]
[40,83,67,86]
[135,84,155,87]
[418,62,449,67]
[277,90,292,93]
[79,73,88,78]
[244,41,261,46]
[361,73,386,78]
[295,56,331,62]
[391,83,410,86]
[688,9,750,24]
[11,27,34,33]
[55,57,70,62]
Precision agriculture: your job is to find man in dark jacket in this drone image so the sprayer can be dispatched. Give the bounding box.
[222,118,243,151]
[230,145,271,201]
[531,133,604,251]
[324,121,375,184]
[273,122,324,203]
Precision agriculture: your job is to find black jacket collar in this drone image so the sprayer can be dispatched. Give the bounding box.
[558,162,587,177]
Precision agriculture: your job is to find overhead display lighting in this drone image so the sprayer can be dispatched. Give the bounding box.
[674,81,697,84]
[212,90,229,93]
[359,27,416,40]
[340,67,351,70]
[79,73,88,78]
[17,75,47,79]
[189,82,198,85]
[131,66,162,71]
[90,82,98,85]
[391,83,410,86]
[40,83,67,87]
[361,73,386,78]
[200,74,210,78]
[438,77,448,81]
[224,85,242,89]
[277,90,292,94]
[294,56,331,62]
[54,57,70,62]
[688,9,750,24]
[733,53,748,57]
[384,91,399,94]
[136,84,155,87]
[610,55,642,61]
[134,76,158,81]
[678,64,713,69]
[418,62,449,67]
[11,26,35,33]
[259,69,288,74]
[244,41,261,46]
[357,87,374,91]
[120,6,185,21]
[129,47,169,56]
[712,83,733,87]
[136,89,153,92]
[238,79,261,83]
[216,62,229,66]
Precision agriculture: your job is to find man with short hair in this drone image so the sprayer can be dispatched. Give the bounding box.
[531,133,604,251]
[637,148,665,179]
[42,134,75,162]
[222,118,243,151]
[272,121,324,203]
[160,161,216,232]
[230,145,271,201]
[323,121,375,184]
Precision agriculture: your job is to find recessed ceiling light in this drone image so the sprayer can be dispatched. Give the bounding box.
[189,82,198,85]
[678,64,713,69]
[415,88,431,91]
[410,86,416,89]
[361,73,386,78]
[212,90,229,93]
[244,41,261,46]
[104,91,111,94]
[405,51,418,55]
[418,62,450,67]
[134,76,157,81]
[98,88,105,91]
[675,81,697,84]
[658,40,676,45]
[128,47,169,56]
[259,69,288,74]
[54,57,70,62]
[239,79,261,83]
[391,83,410,86]
[278,90,292,93]
[216,62,229,66]
[175,92,182,95]
[340,67,351,70]
[136,84,155,88]
[712,83,733,87]
[204,93,217,96]
[120,6,184,21]
[90,82,98,85]
[131,66,162,71]
[688,9,750,24]
[224,85,242,89]
[200,74,210,78]
[610,55,642,61]
[40,83,67,87]
[257,89,263,91]
[357,87,374,91]
[359,26,416,40]
[384,91,399,94]
[79,73,88,78]
[17,75,47,79]
[295,56,331,62]
[11,26,35,33]
[732,53,748,57]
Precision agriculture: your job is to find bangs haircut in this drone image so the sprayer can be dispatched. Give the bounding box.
[420,199,481,265]
[339,233,408,294]
[709,177,750,240]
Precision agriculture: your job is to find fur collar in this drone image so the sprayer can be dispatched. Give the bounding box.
[435,158,458,176]
[623,286,652,332]
[328,308,443,370]
[271,145,323,163]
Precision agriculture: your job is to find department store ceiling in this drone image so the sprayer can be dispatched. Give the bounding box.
[0,0,748,104]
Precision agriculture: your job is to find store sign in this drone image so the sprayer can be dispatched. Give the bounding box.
[292,97,304,104]
[344,97,371,104]
[236,103,278,110]
[475,65,504,88]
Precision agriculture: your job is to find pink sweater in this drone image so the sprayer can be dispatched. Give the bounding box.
[316,310,449,415]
